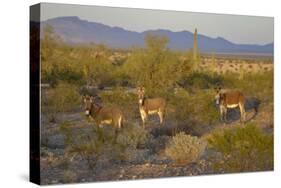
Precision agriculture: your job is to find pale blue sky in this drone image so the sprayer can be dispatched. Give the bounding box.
[39,3,274,45]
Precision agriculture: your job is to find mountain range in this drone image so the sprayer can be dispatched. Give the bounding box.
[40,16,273,54]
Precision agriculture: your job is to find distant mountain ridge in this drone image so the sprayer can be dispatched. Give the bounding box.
[41,16,273,54]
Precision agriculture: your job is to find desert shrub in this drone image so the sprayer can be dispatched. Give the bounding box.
[41,24,62,59]
[66,137,104,169]
[165,132,206,165]
[42,83,81,114]
[170,89,219,126]
[179,72,224,90]
[100,88,139,120]
[41,63,58,87]
[60,121,108,169]
[221,71,273,102]
[245,71,273,102]
[114,125,150,162]
[188,90,220,125]
[208,123,273,172]
[41,25,85,86]
[124,34,182,95]
[168,89,191,123]
[116,125,149,149]
[41,25,119,87]
[81,58,116,87]
[60,121,149,168]
[56,64,84,85]
[100,88,136,106]
[42,61,85,87]
[62,170,78,183]
[111,67,132,87]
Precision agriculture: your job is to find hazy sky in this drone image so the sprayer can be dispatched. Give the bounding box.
[39,3,274,45]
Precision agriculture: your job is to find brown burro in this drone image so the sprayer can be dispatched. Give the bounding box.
[82,95,124,129]
[215,87,246,123]
[137,87,166,127]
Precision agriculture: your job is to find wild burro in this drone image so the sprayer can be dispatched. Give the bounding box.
[137,87,166,127]
[82,95,124,129]
[215,87,246,123]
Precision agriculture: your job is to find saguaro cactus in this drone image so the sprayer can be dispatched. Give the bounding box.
[193,28,198,62]
[192,28,200,71]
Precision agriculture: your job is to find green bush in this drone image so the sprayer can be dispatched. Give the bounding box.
[100,88,136,106]
[60,121,149,167]
[165,132,206,165]
[170,89,219,126]
[41,25,118,87]
[116,125,149,149]
[42,83,81,115]
[100,88,139,121]
[60,122,107,169]
[124,34,182,93]
[220,71,273,103]
[188,90,220,125]
[82,58,116,87]
[114,125,150,161]
[169,89,192,123]
[208,123,273,172]
[179,72,224,90]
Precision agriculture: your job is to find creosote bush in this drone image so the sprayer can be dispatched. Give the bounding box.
[208,123,273,172]
[60,121,109,169]
[179,72,224,90]
[165,132,206,165]
[42,83,81,114]
[170,89,219,127]
[100,88,139,120]
[60,121,150,168]
[116,125,149,149]
[115,125,150,161]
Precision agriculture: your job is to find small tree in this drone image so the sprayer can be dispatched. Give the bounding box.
[41,24,62,60]
[125,34,175,95]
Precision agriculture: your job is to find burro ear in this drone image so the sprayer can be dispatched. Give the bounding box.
[141,87,145,92]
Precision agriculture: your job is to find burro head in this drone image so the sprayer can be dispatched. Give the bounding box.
[82,95,95,116]
[137,86,145,105]
[214,87,222,105]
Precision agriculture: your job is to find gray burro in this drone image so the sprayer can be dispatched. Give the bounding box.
[137,87,167,127]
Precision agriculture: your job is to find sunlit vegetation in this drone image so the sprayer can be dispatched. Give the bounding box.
[208,123,273,172]
[165,132,206,165]
[40,25,273,184]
